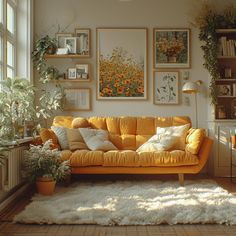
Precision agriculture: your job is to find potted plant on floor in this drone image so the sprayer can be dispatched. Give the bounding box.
[23,140,70,195]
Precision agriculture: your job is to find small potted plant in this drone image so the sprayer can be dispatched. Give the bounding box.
[32,35,57,72]
[23,140,70,195]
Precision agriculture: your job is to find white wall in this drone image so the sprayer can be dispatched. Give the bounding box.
[34,0,236,127]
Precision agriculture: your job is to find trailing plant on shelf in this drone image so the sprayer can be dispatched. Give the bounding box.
[32,35,57,73]
[40,66,59,84]
[192,4,236,104]
[32,35,64,113]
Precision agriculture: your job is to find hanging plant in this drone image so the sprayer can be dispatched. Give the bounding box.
[193,4,236,104]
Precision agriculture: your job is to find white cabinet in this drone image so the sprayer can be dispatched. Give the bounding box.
[208,121,235,176]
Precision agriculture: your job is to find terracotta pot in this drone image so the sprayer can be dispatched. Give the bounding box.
[47,46,56,55]
[36,177,56,196]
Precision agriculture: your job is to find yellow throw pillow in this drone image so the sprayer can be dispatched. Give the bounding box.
[185,128,206,155]
[66,128,88,151]
[39,128,60,150]
[72,117,90,129]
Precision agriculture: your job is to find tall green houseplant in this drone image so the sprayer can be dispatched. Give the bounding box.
[193,4,236,104]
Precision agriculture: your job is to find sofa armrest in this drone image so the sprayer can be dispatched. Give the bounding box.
[197,137,213,170]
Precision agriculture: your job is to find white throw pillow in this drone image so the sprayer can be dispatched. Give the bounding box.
[51,126,69,150]
[137,123,190,152]
[79,128,118,151]
[156,123,190,150]
[137,134,178,152]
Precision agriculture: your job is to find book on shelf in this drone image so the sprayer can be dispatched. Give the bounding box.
[218,37,236,56]
[233,84,236,96]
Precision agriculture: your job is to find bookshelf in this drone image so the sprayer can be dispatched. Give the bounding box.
[215,29,236,119]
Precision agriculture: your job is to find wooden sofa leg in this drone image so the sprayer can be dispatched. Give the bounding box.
[178,174,184,186]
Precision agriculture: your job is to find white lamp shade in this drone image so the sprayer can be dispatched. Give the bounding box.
[182,82,198,94]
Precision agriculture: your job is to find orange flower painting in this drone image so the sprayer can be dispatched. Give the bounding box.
[97,28,147,99]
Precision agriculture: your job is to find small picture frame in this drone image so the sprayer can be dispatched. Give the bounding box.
[75,28,90,56]
[217,85,231,96]
[76,64,89,80]
[68,68,77,79]
[216,105,227,119]
[56,33,73,48]
[64,88,91,111]
[64,37,77,54]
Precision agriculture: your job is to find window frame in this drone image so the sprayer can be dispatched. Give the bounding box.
[0,0,17,80]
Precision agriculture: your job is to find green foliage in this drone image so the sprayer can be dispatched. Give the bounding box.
[32,35,57,72]
[0,78,36,139]
[194,4,236,104]
[23,140,70,182]
[0,77,63,140]
[40,66,59,84]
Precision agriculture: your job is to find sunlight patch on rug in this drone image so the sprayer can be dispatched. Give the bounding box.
[14,180,236,225]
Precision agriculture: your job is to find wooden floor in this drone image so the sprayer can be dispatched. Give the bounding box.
[1,177,236,236]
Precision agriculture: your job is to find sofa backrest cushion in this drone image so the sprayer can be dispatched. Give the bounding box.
[185,128,206,155]
[52,116,191,150]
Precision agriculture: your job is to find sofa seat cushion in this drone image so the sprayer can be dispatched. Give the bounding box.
[68,150,199,167]
[70,150,104,166]
[139,150,198,167]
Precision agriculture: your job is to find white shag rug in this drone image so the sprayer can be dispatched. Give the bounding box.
[14,180,236,225]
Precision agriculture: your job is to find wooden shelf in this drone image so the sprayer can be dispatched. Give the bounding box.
[216,29,236,33]
[216,79,236,81]
[218,96,236,98]
[45,54,90,59]
[217,56,236,59]
[57,79,91,82]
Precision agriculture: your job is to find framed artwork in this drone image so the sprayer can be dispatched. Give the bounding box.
[153,28,190,68]
[75,28,90,56]
[76,64,89,80]
[68,68,77,79]
[97,28,147,100]
[56,33,73,48]
[64,37,77,54]
[216,105,226,119]
[217,84,231,96]
[64,88,91,111]
[153,70,179,104]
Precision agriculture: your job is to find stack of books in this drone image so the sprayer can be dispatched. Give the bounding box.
[219,37,236,56]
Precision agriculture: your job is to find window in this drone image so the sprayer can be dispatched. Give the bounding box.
[0,0,16,80]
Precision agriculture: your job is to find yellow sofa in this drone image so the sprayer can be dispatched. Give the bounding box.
[49,115,213,185]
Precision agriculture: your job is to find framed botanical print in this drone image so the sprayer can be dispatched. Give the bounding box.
[153,28,190,68]
[153,70,179,104]
[64,88,91,111]
[96,28,147,100]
